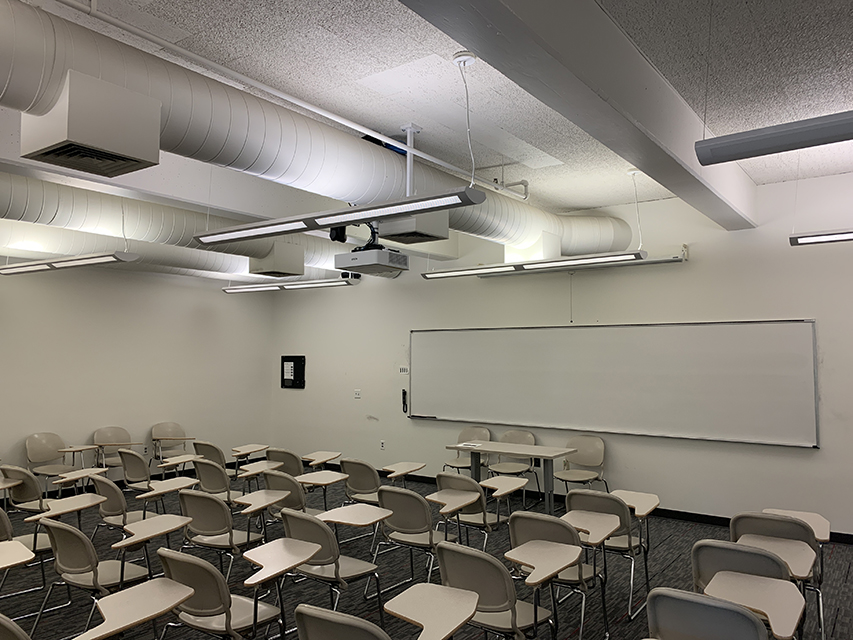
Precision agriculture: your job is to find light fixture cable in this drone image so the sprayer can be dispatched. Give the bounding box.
[629,170,644,250]
[702,0,714,142]
[456,53,477,187]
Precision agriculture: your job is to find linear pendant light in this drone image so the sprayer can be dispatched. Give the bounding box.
[422,250,651,279]
[789,230,853,246]
[695,110,853,166]
[0,251,139,275]
[196,187,486,246]
[222,275,361,293]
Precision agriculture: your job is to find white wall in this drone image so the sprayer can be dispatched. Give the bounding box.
[0,266,276,468]
[270,171,853,533]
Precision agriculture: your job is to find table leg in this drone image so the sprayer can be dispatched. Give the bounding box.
[321,486,328,511]
[628,517,651,620]
[542,459,555,515]
[469,451,481,482]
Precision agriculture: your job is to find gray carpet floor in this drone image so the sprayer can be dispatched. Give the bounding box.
[0,473,845,640]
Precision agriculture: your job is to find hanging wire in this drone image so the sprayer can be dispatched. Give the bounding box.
[458,63,476,187]
[121,199,128,252]
[630,171,644,250]
[790,151,802,234]
[701,0,715,142]
[205,164,213,232]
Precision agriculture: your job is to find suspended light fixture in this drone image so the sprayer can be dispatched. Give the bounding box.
[789,230,853,246]
[196,187,486,246]
[421,250,664,279]
[696,110,853,166]
[222,273,361,293]
[0,251,139,275]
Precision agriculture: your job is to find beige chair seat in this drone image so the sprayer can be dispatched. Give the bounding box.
[15,532,50,553]
[550,562,596,584]
[189,528,261,549]
[488,462,530,475]
[159,445,187,460]
[350,492,379,505]
[62,559,147,589]
[554,469,599,483]
[32,464,76,477]
[471,600,551,634]
[126,481,151,492]
[297,555,377,582]
[102,510,146,528]
[604,533,642,552]
[444,455,472,469]
[458,511,509,527]
[388,529,457,548]
[101,454,122,467]
[179,595,279,633]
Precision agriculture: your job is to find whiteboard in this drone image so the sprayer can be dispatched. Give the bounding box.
[409,321,818,447]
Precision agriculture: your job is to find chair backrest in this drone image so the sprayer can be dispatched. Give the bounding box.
[455,426,491,463]
[93,426,132,462]
[508,511,582,548]
[377,486,432,537]
[691,539,790,591]
[192,459,232,498]
[565,489,632,540]
[40,518,104,593]
[498,429,535,465]
[564,435,605,470]
[0,613,34,640]
[295,603,393,640]
[436,541,516,615]
[279,508,339,568]
[730,512,819,555]
[25,433,66,465]
[339,459,381,497]
[266,448,304,476]
[0,509,14,541]
[151,422,185,439]
[646,587,767,640]
[435,472,488,518]
[88,475,129,521]
[193,441,228,467]
[0,465,44,508]
[179,490,233,538]
[157,548,232,620]
[263,471,307,511]
[118,448,150,485]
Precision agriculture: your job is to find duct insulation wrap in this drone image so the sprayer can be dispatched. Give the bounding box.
[0,0,631,254]
[0,170,340,270]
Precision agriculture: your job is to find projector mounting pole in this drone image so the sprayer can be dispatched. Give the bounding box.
[401,123,422,197]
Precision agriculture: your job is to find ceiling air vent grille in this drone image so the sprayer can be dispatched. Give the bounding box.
[23,142,158,178]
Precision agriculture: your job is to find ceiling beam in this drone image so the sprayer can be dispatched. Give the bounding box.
[400,0,757,230]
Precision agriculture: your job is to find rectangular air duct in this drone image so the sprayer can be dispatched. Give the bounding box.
[249,242,305,277]
[20,70,161,177]
[378,211,449,244]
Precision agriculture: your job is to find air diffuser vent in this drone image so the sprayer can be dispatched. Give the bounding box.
[23,142,156,178]
[378,211,449,244]
[20,70,161,178]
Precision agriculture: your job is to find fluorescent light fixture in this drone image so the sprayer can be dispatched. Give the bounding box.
[521,251,647,270]
[421,250,652,279]
[0,251,139,276]
[422,264,518,279]
[195,187,486,246]
[695,109,853,166]
[222,274,361,293]
[222,284,284,294]
[789,230,853,246]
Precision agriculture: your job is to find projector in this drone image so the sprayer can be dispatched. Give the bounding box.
[334,249,409,274]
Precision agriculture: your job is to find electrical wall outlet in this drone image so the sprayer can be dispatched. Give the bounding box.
[143,446,148,455]
[399,365,409,375]
[354,389,362,399]
[380,440,385,450]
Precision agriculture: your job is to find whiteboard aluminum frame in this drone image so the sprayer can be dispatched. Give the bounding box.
[408,319,819,449]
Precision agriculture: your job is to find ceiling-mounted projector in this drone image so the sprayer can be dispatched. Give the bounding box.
[334,248,409,274]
